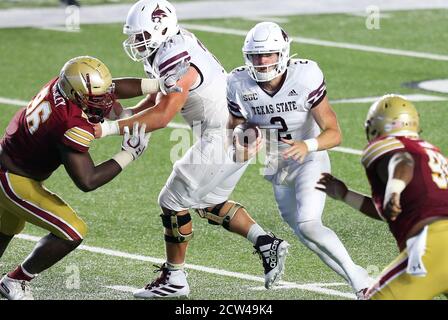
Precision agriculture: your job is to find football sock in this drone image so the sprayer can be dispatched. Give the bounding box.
[166,261,185,271]
[8,265,35,282]
[295,232,349,282]
[297,220,370,291]
[247,223,267,245]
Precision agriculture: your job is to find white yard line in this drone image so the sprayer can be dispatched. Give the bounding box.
[331,94,448,104]
[106,283,353,299]
[16,233,354,299]
[0,97,29,107]
[181,23,448,62]
[249,282,348,291]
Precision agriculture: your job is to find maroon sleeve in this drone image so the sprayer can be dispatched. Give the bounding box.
[60,107,95,153]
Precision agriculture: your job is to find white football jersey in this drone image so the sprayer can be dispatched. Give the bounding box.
[143,28,229,133]
[227,59,328,180]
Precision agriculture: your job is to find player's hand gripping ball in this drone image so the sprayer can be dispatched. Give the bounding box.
[232,123,263,162]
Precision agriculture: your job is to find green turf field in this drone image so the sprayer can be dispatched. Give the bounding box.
[0,9,447,300]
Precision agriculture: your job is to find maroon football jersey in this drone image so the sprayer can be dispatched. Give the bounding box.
[362,136,448,250]
[0,78,95,179]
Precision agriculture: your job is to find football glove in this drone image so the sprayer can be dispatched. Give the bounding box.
[122,122,151,160]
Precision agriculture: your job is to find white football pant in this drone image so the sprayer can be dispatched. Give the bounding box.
[271,151,370,292]
[158,131,248,211]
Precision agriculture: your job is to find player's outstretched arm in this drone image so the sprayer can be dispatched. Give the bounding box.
[97,66,197,138]
[112,60,190,99]
[316,173,382,220]
[59,123,150,192]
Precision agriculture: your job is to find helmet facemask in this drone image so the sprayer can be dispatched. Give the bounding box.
[123,30,166,62]
[244,49,288,82]
[74,83,115,124]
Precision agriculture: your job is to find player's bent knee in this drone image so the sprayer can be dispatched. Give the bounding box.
[160,209,193,243]
[196,201,243,230]
[66,217,88,241]
[297,220,324,241]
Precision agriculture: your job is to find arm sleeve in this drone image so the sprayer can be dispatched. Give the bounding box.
[226,74,248,119]
[304,61,327,110]
[155,40,192,77]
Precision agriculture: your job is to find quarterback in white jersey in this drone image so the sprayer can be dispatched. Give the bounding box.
[227,22,371,296]
[97,0,289,299]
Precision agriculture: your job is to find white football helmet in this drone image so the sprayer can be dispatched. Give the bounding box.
[123,0,179,62]
[242,22,291,82]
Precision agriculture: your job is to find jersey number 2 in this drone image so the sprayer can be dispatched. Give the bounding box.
[270,116,292,141]
[26,86,52,134]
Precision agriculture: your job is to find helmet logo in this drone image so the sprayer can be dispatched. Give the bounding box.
[281,29,289,42]
[151,4,168,23]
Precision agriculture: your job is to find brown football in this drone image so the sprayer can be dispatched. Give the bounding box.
[233,122,261,147]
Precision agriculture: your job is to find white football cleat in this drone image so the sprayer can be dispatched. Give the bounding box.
[133,264,190,299]
[356,288,369,300]
[253,233,290,289]
[0,275,34,300]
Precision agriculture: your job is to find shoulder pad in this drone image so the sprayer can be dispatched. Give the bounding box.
[362,137,405,168]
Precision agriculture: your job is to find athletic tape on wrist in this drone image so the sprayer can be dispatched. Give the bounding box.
[385,178,406,195]
[141,78,160,95]
[112,150,134,169]
[101,121,120,137]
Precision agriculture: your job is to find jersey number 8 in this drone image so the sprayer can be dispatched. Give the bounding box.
[426,147,448,189]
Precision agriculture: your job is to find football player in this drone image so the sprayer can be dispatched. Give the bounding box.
[226,22,371,297]
[96,0,289,299]
[0,56,155,300]
[317,95,448,299]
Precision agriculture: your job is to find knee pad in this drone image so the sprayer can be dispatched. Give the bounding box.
[196,201,243,230]
[160,210,193,243]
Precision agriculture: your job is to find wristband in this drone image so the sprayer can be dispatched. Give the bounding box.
[385,178,406,195]
[141,78,160,95]
[304,138,319,152]
[112,150,134,169]
[100,121,120,137]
